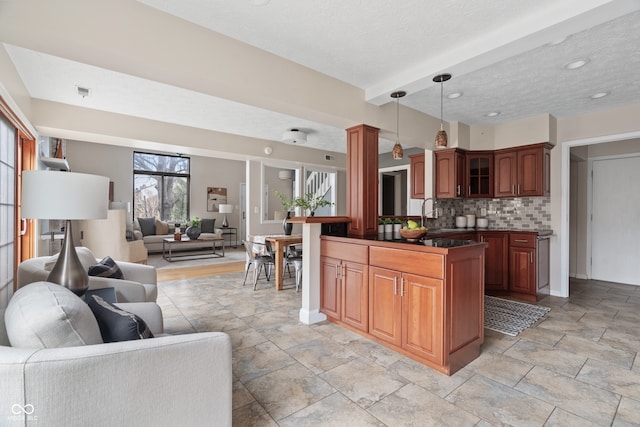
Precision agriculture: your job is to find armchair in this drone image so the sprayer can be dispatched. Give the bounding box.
[0,291,232,427]
[17,247,158,302]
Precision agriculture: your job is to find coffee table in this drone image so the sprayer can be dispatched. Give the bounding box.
[162,237,225,262]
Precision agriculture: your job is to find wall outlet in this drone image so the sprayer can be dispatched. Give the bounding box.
[450,208,455,216]
[481,208,487,217]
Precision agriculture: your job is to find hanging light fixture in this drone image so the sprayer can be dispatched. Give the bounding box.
[390,91,406,159]
[433,73,451,149]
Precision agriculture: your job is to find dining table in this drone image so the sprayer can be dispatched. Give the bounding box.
[264,235,303,291]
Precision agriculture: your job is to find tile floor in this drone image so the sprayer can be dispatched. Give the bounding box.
[157,273,640,426]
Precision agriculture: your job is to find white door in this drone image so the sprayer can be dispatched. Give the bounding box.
[591,155,640,285]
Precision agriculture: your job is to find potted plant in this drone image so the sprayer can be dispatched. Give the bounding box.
[274,190,295,235]
[294,193,333,216]
[393,218,402,240]
[383,218,393,240]
[186,217,201,240]
[378,218,385,237]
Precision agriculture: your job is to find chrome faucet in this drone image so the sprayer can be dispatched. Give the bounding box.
[421,198,439,227]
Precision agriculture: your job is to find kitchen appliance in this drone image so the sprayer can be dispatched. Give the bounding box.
[455,216,467,228]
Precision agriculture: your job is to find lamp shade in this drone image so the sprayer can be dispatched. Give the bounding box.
[22,171,109,220]
[219,204,234,214]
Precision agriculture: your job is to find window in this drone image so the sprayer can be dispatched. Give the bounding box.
[133,152,190,221]
[0,114,16,307]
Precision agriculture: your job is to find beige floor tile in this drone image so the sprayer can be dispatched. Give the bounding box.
[226,325,269,350]
[576,359,640,401]
[535,317,606,341]
[277,392,386,427]
[504,340,587,377]
[446,374,554,426]
[232,401,278,427]
[243,363,335,421]
[517,325,565,346]
[320,358,407,408]
[233,380,255,410]
[480,329,520,354]
[544,407,604,427]
[260,322,326,351]
[388,358,472,398]
[233,341,297,383]
[613,397,640,426]
[515,366,619,425]
[556,335,636,369]
[465,351,533,387]
[190,312,247,332]
[368,383,480,426]
[286,336,359,374]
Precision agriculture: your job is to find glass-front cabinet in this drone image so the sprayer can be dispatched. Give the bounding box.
[466,152,493,198]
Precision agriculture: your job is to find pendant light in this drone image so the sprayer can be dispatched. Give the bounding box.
[390,91,406,159]
[433,73,451,149]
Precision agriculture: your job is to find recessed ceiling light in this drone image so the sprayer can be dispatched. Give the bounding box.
[447,92,462,99]
[486,111,501,117]
[547,36,567,46]
[591,92,609,99]
[564,59,589,70]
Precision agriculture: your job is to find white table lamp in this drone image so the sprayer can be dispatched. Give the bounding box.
[219,204,233,228]
[21,171,109,296]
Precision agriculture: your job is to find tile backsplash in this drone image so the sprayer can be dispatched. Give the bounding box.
[426,197,551,230]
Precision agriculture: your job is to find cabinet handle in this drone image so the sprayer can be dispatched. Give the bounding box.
[335,265,340,279]
[456,185,461,196]
[393,277,397,295]
[530,253,533,264]
[512,185,515,195]
[400,277,404,297]
[517,184,521,195]
[514,239,529,243]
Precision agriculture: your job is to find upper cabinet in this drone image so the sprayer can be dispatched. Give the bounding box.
[436,143,552,199]
[434,148,465,199]
[494,143,553,198]
[466,151,493,198]
[409,153,425,199]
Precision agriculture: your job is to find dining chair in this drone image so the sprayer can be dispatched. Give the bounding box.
[283,244,303,292]
[242,240,275,290]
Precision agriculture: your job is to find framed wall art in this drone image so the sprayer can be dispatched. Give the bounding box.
[207,187,227,212]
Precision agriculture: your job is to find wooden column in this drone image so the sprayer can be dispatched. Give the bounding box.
[346,124,379,237]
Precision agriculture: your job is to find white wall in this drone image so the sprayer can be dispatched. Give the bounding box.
[65,140,246,229]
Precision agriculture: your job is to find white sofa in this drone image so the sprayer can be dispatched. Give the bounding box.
[0,282,232,427]
[17,247,158,302]
[133,218,223,253]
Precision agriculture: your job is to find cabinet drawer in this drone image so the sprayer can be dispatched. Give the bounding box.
[369,246,444,279]
[321,240,369,264]
[509,233,536,248]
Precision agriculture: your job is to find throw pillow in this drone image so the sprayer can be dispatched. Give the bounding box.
[87,295,154,343]
[155,219,169,235]
[88,256,124,279]
[5,282,103,348]
[200,218,216,233]
[137,217,156,236]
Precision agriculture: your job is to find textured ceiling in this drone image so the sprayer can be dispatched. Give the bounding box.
[3,0,640,154]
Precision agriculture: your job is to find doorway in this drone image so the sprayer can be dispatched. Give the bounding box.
[379,166,408,216]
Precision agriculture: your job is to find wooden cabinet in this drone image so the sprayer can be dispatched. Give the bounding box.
[409,153,425,199]
[508,232,550,301]
[369,267,443,365]
[320,241,369,332]
[495,143,553,198]
[466,151,493,198]
[478,231,509,292]
[434,148,465,198]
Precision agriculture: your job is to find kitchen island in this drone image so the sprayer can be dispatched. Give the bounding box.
[320,235,487,376]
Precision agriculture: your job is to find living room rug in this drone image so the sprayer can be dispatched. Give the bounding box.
[146,248,246,270]
[484,296,551,336]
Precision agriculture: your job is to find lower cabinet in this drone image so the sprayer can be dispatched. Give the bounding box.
[478,231,509,292]
[320,241,369,332]
[508,233,550,301]
[369,267,444,365]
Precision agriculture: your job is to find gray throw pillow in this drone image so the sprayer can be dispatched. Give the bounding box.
[200,218,215,233]
[137,217,156,236]
[87,295,154,343]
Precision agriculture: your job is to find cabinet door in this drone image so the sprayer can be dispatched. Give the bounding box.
[479,232,509,291]
[409,154,425,199]
[341,261,369,332]
[435,149,465,198]
[320,256,341,320]
[494,150,517,197]
[509,246,536,295]
[517,147,544,196]
[402,273,443,364]
[369,267,402,346]
[466,153,493,198]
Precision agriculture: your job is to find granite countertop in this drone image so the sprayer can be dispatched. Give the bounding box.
[426,228,553,237]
